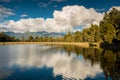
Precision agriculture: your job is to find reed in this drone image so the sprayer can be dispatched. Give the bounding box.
[0,42,94,48]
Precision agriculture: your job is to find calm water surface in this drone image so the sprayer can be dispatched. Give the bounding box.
[0,44,119,80]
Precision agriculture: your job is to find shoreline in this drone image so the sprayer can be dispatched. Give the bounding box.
[0,42,99,48]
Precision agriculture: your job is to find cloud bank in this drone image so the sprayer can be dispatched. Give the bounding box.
[2,6,120,33]
[0,5,104,33]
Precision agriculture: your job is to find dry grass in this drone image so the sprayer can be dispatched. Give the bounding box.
[0,42,100,48]
[0,42,91,47]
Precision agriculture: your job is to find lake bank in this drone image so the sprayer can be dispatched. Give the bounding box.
[100,43,120,51]
[0,42,100,48]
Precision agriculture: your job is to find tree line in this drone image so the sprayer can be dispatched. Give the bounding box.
[0,32,19,42]
[0,8,120,44]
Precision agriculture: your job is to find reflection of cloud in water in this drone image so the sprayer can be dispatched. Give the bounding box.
[53,59,102,79]
[0,69,13,80]
[7,45,102,79]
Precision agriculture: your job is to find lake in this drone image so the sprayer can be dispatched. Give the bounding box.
[0,44,119,80]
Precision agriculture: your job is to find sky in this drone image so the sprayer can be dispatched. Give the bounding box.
[0,0,120,33]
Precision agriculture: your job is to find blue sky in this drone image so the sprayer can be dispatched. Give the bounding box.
[0,0,120,32]
[0,0,120,21]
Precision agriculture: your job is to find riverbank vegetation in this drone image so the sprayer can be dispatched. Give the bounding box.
[0,8,120,48]
[0,32,19,42]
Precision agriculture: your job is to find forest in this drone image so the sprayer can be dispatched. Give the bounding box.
[0,8,120,45]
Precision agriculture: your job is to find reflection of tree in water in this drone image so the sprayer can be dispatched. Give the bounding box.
[82,48,102,66]
[61,45,120,80]
[101,50,120,80]
[61,45,102,64]
[61,45,83,56]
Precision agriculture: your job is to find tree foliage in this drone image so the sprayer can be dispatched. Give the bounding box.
[28,35,34,42]
[0,32,17,42]
[100,8,120,43]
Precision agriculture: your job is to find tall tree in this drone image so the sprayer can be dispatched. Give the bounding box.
[28,35,34,42]
[82,28,90,42]
[73,31,83,42]
[0,32,17,42]
[100,8,120,43]
[64,31,72,42]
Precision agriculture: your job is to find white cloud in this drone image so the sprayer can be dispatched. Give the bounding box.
[96,8,105,12]
[54,5,58,8]
[51,0,67,3]
[20,14,28,18]
[0,0,11,2]
[0,5,14,20]
[38,0,67,8]
[53,5,103,28]
[38,2,49,8]
[109,6,120,11]
[4,18,46,33]
[0,5,104,33]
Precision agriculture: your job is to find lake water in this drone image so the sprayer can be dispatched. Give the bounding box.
[0,44,119,80]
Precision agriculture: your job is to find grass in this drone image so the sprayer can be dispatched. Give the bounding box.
[0,42,94,48]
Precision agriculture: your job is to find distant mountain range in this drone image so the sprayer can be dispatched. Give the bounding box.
[5,31,65,39]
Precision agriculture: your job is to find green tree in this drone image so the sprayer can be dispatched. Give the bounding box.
[100,22,116,43]
[91,24,100,42]
[73,31,83,42]
[39,36,43,42]
[0,32,17,42]
[64,31,72,42]
[82,28,90,42]
[28,35,34,42]
[108,8,120,39]
[100,8,120,43]
[34,37,39,42]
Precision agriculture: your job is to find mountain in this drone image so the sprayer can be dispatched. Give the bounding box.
[5,31,65,40]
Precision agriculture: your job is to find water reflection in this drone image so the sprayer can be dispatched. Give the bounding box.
[100,50,120,80]
[0,44,120,80]
[61,45,120,80]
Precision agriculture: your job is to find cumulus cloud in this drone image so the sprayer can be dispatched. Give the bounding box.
[0,5,104,33]
[109,6,120,11]
[0,21,10,32]
[5,18,46,32]
[0,5,14,20]
[20,14,28,18]
[53,5,103,29]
